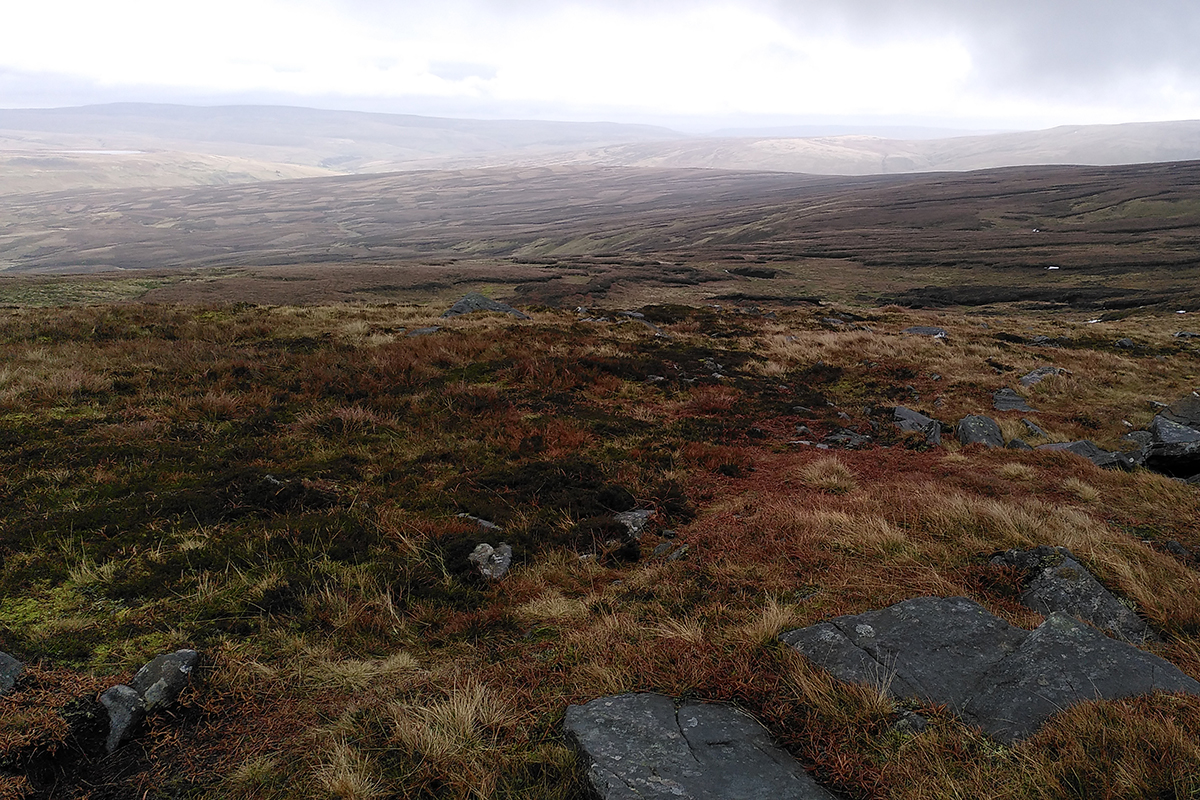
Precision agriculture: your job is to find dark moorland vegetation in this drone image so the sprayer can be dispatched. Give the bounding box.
[2,296,1200,798]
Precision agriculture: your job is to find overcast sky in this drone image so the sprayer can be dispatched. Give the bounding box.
[3,0,1200,130]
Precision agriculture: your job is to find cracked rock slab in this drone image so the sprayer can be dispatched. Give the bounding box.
[564,693,835,799]
[781,596,1200,744]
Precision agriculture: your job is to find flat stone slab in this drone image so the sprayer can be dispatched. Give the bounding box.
[993,388,1034,412]
[442,292,530,320]
[782,596,1200,744]
[991,547,1159,644]
[565,693,835,799]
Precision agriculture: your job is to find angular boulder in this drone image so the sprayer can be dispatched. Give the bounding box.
[442,292,530,320]
[781,596,1200,744]
[991,547,1159,644]
[101,649,199,752]
[1144,413,1200,477]
[893,406,942,446]
[564,693,836,800]
[956,415,1004,448]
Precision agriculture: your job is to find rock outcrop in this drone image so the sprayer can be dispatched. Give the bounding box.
[0,651,22,695]
[781,596,1199,743]
[564,693,836,799]
[956,415,1004,448]
[892,406,941,445]
[992,388,1034,413]
[442,292,530,320]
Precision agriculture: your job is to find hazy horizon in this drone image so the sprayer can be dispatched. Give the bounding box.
[4,1,1200,133]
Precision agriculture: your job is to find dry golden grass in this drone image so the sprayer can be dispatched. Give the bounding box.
[799,456,858,494]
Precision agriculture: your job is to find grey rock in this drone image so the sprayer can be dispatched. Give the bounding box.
[823,428,872,449]
[781,596,1200,744]
[442,292,530,320]
[564,693,837,800]
[1176,331,1200,339]
[130,649,200,712]
[457,513,502,531]
[893,711,929,735]
[901,326,947,338]
[966,614,1199,742]
[1115,338,1135,348]
[100,684,145,753]
[1019,366,1067,388]
[956,415,1004,448]
[0,651,22,695]
[614,509,655,538]
[1006,439,1033,450]
[1021,418,1047,438]
[406,326,441,337]
[1036,440,1135,470]
[821,317,846,327]
[993,388,1034,413]
[651,542,674,558]
[666,544,690,562]
[468,543,513,580]
[893,407,941,446]
[992,548,1158,644]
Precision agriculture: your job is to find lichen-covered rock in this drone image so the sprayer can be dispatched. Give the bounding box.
[468,542,513,580]
[130,649,200,712]
[991,547,1158,644]
[781,596,1199,744]
[442,292,529,320]
[564,693,836,799]
[956,415,1003,448]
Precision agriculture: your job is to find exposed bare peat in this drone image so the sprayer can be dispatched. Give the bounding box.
[1,162,1200,799]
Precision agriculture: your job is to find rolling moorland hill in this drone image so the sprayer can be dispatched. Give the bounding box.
[4,104,1200,194]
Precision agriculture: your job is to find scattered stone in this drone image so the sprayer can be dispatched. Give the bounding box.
[564,693,837,800]
[0,651,22,695]
[1021,418,1047,438]
[468,543,513,580]
[1019,366,1067,388]
[1176,331,1200,339]
[1006,439,1033,450]
[651,542,674,558]
[457,513,502,531]
[795,425,811,436]
[406,326,441,337]
[1036,441,1135,470]
[442,292,530,320]
[821,317,846,327]
[991,547,1159,644]
[618,310,645,319]
[613,509,655,538]
[1115,338,1135,349]
[956,415,1004,448]
[893,406,941,446]
[1144,414,1200,476]
[130,649,200,712]
[823,429,872,449]
[1029,335,1069,347]
[993,388,1034,412]
[781,596,1200,744]
[1165,540,1192,559]
[99,685,145,754]
[667,544,690,562]
[901,326,947,338]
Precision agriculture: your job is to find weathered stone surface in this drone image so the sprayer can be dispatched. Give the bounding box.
[99,684,145,754]
[1036,440,1135,470]
[966,614,1200,742]
[564,693,836,800]
[457,513,502,531]
[1115,338,1135,349]
[956,415,1003,448]
[130,649,200,712]
[901,326,947,338]
[1176,331,1200,339]
[1021,417,1048,438]
[1019,366,1067,388]
[991,547,1158,644]
[781,596,1200,744]
[614,509,655,538]
[1162,394,1200,429]
[1006,439,1033,450]
[893,406,941,445]
[0,651,22,695]
[442,292,530,320]
[468,543,513,580]
[823,428,872,449]
[993,388,1034,412]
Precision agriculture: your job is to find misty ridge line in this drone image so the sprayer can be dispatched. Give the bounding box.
[3,104,1200,199]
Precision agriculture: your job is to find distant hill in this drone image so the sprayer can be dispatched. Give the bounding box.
[3,104,1200,194]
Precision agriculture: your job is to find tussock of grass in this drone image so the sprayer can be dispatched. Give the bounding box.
[799,457,858,494]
